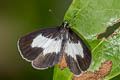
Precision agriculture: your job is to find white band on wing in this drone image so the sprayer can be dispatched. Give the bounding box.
[65,40,84,59]
[31,34,62,55]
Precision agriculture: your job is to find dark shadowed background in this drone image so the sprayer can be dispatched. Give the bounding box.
[0,0,72,80]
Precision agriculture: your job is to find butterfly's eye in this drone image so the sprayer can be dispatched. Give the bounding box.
[62,21,69,29]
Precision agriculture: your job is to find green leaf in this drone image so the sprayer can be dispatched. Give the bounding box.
[111,74,120,80]
[53,0,120,80]
[53,65,73,80]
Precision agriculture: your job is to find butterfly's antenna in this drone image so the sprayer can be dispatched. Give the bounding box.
[69,8,83,29]
[69,0,91,28]
[49,9,59,25]
[68,15,77,29]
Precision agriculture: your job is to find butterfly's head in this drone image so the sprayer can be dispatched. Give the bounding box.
[62,21,69,29]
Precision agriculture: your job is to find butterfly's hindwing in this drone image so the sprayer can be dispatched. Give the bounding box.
[65,29,91,75]
[32,52,60,69]
[18,27,64,69]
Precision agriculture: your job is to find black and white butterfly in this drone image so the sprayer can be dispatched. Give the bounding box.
[18,21,91,76]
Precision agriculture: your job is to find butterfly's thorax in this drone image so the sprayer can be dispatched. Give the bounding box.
[60,21,69,41]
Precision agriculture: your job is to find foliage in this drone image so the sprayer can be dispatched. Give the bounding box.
[53,0,120,80]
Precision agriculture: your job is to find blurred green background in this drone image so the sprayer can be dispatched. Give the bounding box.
[0,0,71,80]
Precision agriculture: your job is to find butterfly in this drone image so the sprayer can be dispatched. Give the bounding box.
[17,21,91,76]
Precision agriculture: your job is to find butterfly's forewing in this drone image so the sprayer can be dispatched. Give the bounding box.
[18,27,64,69]
[65,29,91,75]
